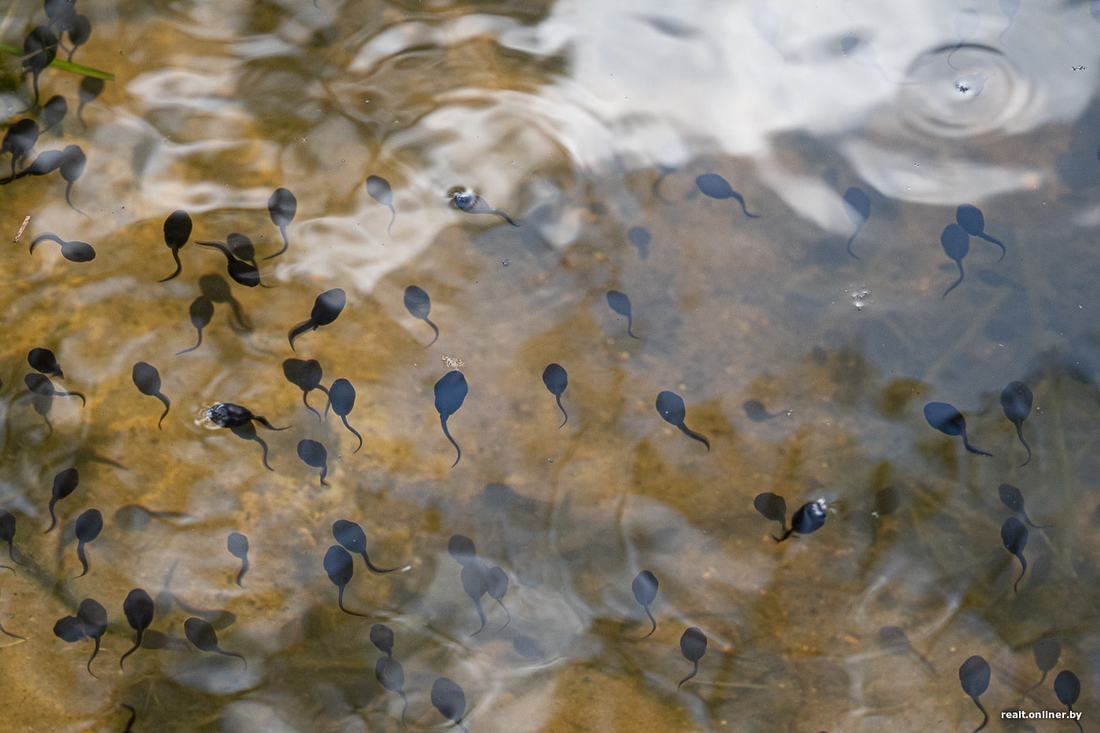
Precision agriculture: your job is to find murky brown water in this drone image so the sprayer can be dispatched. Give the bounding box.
[1,0,1100,731]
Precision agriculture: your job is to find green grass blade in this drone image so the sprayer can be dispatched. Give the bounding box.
[0,42,114,81]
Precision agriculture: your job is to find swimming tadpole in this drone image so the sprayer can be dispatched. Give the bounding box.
[366,175,396,234]
[999,381,1033,466]
[842,186,871,260]
[202,402,288,432]
[45,467,79,533]
[632,570,659,639]
[606,290,639,339]
[65,13,91,62]
[73,507,103,578]
[24,375,85,415]
[541,363,569,427]
[1054,670,1082,733]
[119,588,154,670]
[448,186,519,226]
[1,147,64,184]
[1,119,39,178]
[196,238,263,288]
[753,492,787,538]
[332,519,406,573]
[656,390,710,451]
[227,532,249,587]
[1000,517,1028,593]
[28,233,95,262]
[448,534,477,567]
[0,510,26,566]
[430,677,469,733]
[159,210,193,282]
[76,76,104,128]
[184,617,247,669]
[22,26,58,106]
[677,627,707,690]
[627,226,651,259]
[923,402,992,456]
[264,187,297,259]
[132,362,170,428]
[460,561,489,636]
[40,95,68,133]
[434,370,468,468]
[958,655,991,733]
[177,296,214,355]
[322,545,369,618]
[939,224,970,298]
[58,144,86,216]
[956,205,1006,262]
[403,285,439,347]
[773,499,828,543]
[370,623,394,657]
[288,288,346,350]
[326,379,363,453]
[199,273,251,332]
[1024,638,1060,692]
[695,173,759,219]
[742,399,785,422]
[486,566,511,630]
[28,347,63,378]
[77,598,108,678]
[375,656,408,724]
[282,358,328,421]
[297,439,329,485]
[997,484,1050,529]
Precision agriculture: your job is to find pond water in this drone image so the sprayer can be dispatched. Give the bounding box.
[1,0,1099,731]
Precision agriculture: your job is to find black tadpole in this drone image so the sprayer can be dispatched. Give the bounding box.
[678,627,708,689]
[77,77,104,127]
[25,373,85,405]
[434,371,468,467]
[59,144,87,216]
[177,296,214,355]
[0,510,25,566]
[460,562,489,636]
[196,239,263,288]
[403,285,439,347]
[923,401,991,456]
[264,187,297,259]
[132,362,170,428]
[73,508,103,578]
[66,14,91,62]
[1000,381,1033,466]
[997,484,1050,529]
[288,288,346,350]
[655,390,710,451]
[119,588,154,670]
[227,532,249,587]
[430,677,469,733]
[184,617,247,668]
[28,347,63,377]
[375,656,408,724]
[159,210,192,282]
[29,233,95,262]
[41,95,68,133]
[323,545,369,617]
[448,186,519,226]
[297,439,329,485]
[22,26,58,106]
[326,379,363,453]
[46,467,79,533]
[370,623,394,657]
[542,363,569,427]
[282,358,328,420]
[606,290,639,339]
[632,570,659,638]
[956,205,1006,262]
[1054,670,1082,733]
[332,519,403,573]
[2,119,39,178]
[77,598,108,678]
[1000,516,1028,593]
[1024,638,1060,693]
[203,402,288,431]
[939,224,970,298]
[695,172,759,218]
[959,655,991,733]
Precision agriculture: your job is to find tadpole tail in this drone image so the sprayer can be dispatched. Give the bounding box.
[1013,556,1026,593]
[677,660,699,690]
[970,698,988,733]
[119,631,142,670]
[470,598,487,636]
[235,558,249,587]
[58,389,86,406]
[441,416,461,468]
[641,605,657,639]
[493,209,520,226]
[77,102,87,128]
[6,541,26,567]
[943,260,965,298]
[121,704,137,733]
[42,414,53,436]
[496,599,511,630]
[262,228,289,260]
[730,191,760,218]
[176,328,203,355]
[45,499,58,533]
[302,391,322,421]
[424,318,439,348]
[845,221,864,260]
[0,621,25,641]
[1072,712,1083,733]
[961,432,992,457]
[319,463,329,486]
[155,393,170,428]
[980,232,1006,262]
[253,435,273,471]
[556,395,568,428]
[398,691,408,726]
[361,551,401,574]
[86,637,101,678]
[772,527,794,543]
[1022,511,1051,529]
[340,416,364,453]
[65,182,88,218]
[253,416,289,431]
[387,206,396,236]
[679,423,711,452]
[159,250,183,282]
[1015,425,1032,467]
[76,541,90,577]
[1023,670,1048,694]
[217,648,248,670]
[287,319,314,351]
[626,315,639,340]
[30,232,64,253]
[337,588,371,618]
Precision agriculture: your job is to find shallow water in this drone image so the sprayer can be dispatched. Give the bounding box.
[1,0,1100,730]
